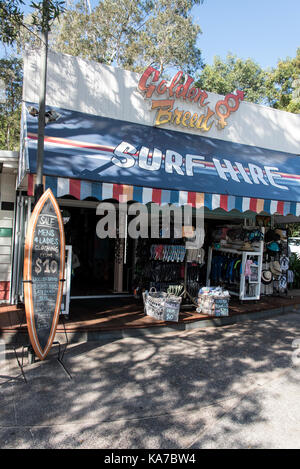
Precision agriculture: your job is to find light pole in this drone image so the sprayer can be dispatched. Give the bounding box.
[28,0,49,363]
[34,0,49,206]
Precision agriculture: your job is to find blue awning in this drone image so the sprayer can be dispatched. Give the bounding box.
[26,173,300,216]
[23,102,300,208]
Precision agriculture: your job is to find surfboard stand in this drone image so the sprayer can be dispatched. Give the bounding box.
[12,345,28,384]
[5,307,28,383]
[53,340,72,380]
[53,314,72,380]
[9,310,72,382]
[12,341,72,382]
[12,344,41,384]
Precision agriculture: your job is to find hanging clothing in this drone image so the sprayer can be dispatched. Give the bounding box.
[288,269,294,284]
[244,259,253,278]
[211,255,242,284]
[186,247,205,264]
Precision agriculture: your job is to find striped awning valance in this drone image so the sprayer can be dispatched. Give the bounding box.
[27,174,300,216]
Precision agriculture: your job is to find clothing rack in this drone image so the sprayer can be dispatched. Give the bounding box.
[147,241,201,306]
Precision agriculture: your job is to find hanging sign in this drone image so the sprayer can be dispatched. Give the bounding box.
[23,188,65,360]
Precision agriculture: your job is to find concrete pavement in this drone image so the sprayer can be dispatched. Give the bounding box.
[0,312,299,449]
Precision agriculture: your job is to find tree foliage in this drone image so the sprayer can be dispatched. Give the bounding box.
[0,1,65,150]
[2,0,299,153]
[196,49,300,114]
[39,0,204,74]
[291,77,300,109]
[0,57,23,150]
[265,48,300,113]
[0,0,65,46]
[30,0,65,32]
[134,0,204,74]
[48,0,148,67]
[0,0,25,45]
[195,54,268,104]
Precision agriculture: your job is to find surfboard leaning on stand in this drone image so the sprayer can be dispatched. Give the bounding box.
[23,188,65,361]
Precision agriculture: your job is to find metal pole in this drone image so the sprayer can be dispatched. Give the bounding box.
[34,2,48,205]
[31,1,49,362]
[10,194,21,304]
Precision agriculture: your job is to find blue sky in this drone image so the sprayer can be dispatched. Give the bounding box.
[1,0,299,70]
[194,0,300,69]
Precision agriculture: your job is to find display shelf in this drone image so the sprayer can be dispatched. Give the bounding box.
[227,290,239,297]
[213,248,261,255]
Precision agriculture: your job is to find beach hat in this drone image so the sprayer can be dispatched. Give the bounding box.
[270,260,281,277]
[241,242,256,251]
[261,270,273,285]
[265,229,280,243]
[275,229,287,240]
[247,229,264,242]
[267,241,281,252]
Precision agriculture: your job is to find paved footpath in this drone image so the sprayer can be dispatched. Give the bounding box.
[0,312,300,449]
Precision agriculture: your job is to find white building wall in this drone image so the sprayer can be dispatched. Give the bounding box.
[23,49,300,155]
[0,154,18,302]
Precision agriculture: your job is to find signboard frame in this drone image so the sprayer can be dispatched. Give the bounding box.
[23,188,65,360]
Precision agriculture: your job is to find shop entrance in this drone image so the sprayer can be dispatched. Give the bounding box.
[64,205,115,296]
[59,199,135,299]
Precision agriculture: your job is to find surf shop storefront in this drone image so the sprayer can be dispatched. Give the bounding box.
[12,50,300,323]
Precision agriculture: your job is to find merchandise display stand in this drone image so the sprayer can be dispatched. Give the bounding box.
[180,257,198,307]
[206,227,264,301]
[135,237,204,308]
[261,226,290,298]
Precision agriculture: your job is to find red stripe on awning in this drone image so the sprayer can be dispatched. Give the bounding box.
[249,198,258,212]
[69,179,81,199]
[113,184,123,201]
[220,194,228,211]
[277,200,284,215]
[188,192,196,207]
[152,188,162,204]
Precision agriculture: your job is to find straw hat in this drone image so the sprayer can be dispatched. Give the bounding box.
[261,270,273,284]
[275,229,287,240]
[241,242,254,251]
[270,261,281,277]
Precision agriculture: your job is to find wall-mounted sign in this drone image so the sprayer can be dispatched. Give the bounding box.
[23,188,65,360]
[138,66,244,132]
[0,228,12,237]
